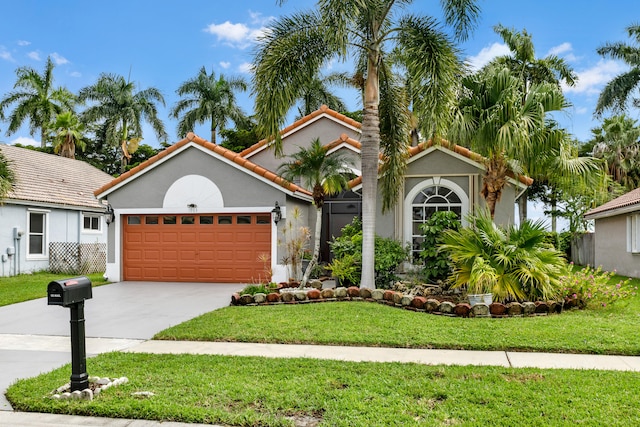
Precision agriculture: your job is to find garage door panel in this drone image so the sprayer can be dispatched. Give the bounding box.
[123,214,270,282]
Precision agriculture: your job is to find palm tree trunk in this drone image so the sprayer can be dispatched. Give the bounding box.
[40,129,47,148]
[301,206,323,287]
[360,53,381,289]
[518,190,528,224]
[211,121,216,144]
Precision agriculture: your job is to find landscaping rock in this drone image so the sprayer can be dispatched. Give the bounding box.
[522,301,536,315]
[454,303,471,317]
[239,294,254,305]
[400,295,413,306]
[383,290,395,301]
[534,301,549,314]
[371,289,384,300]
[425,299,440,312]
[266,292,281,303]
[308,279,323,290]
[506,302,523,316]
[489,302,507,316]
[392,292,403,305]
[253,293,267,304]
[347,286,361,297]
[307,289,321,300]
[438,301,455,314]
[321,289,335,299]
[280,292,295,302]
[411,296,426,309]
[294,291,308,301]
[359,288,372,299]
[334,287,347,298]
[471,303,490,317]
[231,293,241,305]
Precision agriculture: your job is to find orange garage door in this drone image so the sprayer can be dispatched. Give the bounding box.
[123,213,271,283]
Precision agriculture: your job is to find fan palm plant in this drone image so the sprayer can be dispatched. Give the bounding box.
[48,111,86,159]
[0,151,15,201]
[278,138,354,287]
[441,209,567,302]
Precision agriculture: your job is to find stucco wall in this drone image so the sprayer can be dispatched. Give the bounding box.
[594,215,640,278]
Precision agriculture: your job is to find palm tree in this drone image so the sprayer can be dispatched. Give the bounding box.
[171,67,247,144]
[0,56,75,147]
[254,0,479,288]
[450,67,567,219]
[590,114,640,189]
[78,73,167,172]
[595,24,640,115]
[278,138,353,287]
[295,72,348,118]
[487,24,578,223]
[0,150,15,201]
[48,111,86,159]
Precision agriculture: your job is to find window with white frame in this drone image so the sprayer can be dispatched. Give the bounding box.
[627,214,640,253]
[83,213,102,232]
[28,211,47,257]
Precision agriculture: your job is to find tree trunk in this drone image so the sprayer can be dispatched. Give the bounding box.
[301,206,323,288]
[518,189,528,225]
[360,52,381,289]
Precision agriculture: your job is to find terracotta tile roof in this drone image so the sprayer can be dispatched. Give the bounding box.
[348,139,534,188]
[94,133,312,198]
[584,187,640,218]
[240,105,362,157]
[324,133,362,151]
[0,144,112,209]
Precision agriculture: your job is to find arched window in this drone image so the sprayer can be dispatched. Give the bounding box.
[404,178,468,260]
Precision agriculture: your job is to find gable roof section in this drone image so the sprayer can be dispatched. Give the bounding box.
[348,139,534,188]
[94,132,313,200]
[0,144,112,210]
[324,133,362,153]
[584,187,640,220]
[240,105,362,158]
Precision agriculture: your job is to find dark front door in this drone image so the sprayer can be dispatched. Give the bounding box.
[321,191,362,263]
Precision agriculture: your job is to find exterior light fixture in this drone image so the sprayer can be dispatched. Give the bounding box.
[271,201,282,225]
[105,204,115,225]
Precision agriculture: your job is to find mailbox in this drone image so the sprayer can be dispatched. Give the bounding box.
[48,276,92,307]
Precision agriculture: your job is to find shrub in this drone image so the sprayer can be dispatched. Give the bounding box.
[560,265,637,308]
[441,209,567,302]
[419,211,461,284]
[239,284,270,295]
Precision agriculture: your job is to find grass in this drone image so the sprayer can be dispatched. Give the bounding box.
[7,352,640,426]
[0,271,110,307]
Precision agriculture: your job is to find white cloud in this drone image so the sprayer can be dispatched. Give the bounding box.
[10,136,39,146]
[70,71,81,77]
[248,10,274,26]
[17,40,30,46]
[562,59,626,95]
[219,61,231,69]
[27,51,41,60]
[547,42,572,56]
[466,42,511,70]
[204,20,268,49]
[238,62,253,74]
[50,52,69,65]
[0,46,13,61]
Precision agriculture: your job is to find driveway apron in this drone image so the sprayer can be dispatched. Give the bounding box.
[0,281,242,410]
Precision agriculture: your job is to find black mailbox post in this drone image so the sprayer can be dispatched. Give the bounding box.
[47,276,92,392]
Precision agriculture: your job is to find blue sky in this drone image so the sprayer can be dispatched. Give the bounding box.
[1,0,638,148]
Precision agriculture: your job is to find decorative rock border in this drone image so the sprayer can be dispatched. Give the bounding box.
[50,376,129,401]
[231,287,564,318]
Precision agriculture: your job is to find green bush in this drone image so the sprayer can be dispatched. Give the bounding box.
[329,217,408,288]
[239,284,269,295]
[543,231,572,258]
[560,265,637,308]
[419,211,461,284]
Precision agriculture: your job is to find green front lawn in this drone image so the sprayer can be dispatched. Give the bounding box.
[8,352,640,426]
[0,272,110,307]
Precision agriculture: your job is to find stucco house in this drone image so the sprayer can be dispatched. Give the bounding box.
[95,106,530,284]
[0,144,113,277]
[584,187,640,278]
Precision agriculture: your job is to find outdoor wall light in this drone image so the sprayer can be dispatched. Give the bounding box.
[271,201,282,225]
[105,204,115,225]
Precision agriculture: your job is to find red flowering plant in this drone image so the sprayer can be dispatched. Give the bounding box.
[560,264,637,309]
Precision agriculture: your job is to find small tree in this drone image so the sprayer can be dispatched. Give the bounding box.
[279,206,310,283]
[419,211,461,284]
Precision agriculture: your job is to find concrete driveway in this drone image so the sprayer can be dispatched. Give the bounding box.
[0,281,243,410]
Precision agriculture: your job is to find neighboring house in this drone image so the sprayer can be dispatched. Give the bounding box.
[0,144,113,277]
[95,105,530,284]
[584,188,640,278]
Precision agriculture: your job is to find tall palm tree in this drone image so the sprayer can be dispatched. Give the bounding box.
[295,72,348,118]
[278,138,353,287]
[590,114,640,189]
[171,67,247,144]
[254,0,479,288]
[595,24,640,116]
[78,73,167,172]
[450,67,567,219]
[48,111,86,159]
[488,24,578,223]
[0,56,74,147]
[0,150,15,201]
